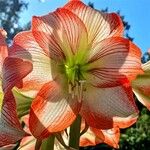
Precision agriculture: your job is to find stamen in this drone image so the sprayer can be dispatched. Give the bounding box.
[68,80,86,103]
[78,80,86,103]
[68,83,72,94]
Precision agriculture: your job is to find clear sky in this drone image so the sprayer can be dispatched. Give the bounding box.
[20,0,150,53]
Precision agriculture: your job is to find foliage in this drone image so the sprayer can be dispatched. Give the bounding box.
[120,107,150,150]
[0,0,28,43]
[142,52,150,63]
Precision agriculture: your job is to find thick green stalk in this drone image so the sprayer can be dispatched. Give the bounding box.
[41,135,55,150]
[35,139,42,150]
[69,115,82,149]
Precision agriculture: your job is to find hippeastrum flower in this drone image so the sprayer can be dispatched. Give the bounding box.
[0,29,32,147]
[9,0,143,140]
[132,60,150,110]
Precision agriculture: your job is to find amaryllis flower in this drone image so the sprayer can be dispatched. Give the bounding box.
[9,0,142,140]
[132,60,150,110]
[0,29,32,147]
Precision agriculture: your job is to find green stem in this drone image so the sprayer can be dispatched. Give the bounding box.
[69,115,81,149]
[41,135,55,150]
[35,139,42,150]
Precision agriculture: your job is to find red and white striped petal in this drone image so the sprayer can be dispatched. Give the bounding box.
[86,37,143,88]
[64,1,123,45]
[80,126,120,149]
[80,85,138,129]
[113,115,138,128]
[2,57,32,93]
[0,144,17,150]
[133,88,150,110]
[0,92,26,147]
[19,135,35,150]
[0,29,8,76]
[132,61,150,110]
[142,60,150,71]
[80,127,104,147]
[93,127,120,149]
[32,8,88,60]
[0,30,26,146]
[10,31,54,96]
[29,81,81,139]
[18,115,35,150]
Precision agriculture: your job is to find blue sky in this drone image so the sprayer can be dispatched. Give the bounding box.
[20,0,150,53]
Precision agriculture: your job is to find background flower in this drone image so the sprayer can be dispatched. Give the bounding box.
[0,29,29,147]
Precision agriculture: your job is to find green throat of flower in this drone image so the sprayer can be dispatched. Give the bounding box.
[63,56,89,102]
[65,63,85,83]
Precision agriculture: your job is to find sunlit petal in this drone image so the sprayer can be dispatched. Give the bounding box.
[132,61,150,110]
[86,37,143,87]
[29,81,81,139]
[32,8,88,60]
[2,57,32,93]
[80,85,138,129]
[10,31,54,96]
[64,1,123,45]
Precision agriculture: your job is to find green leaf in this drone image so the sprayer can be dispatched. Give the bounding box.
[41,135,55,150]
[12,88,33,118]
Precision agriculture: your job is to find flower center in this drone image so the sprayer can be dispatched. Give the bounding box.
[68,80,86,102]
[65,63,84,83]
[64,62,87,102]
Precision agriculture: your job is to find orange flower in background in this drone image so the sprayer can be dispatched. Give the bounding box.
[80,127,120,149]
[0,29,33,147]
[7,0,143,140]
